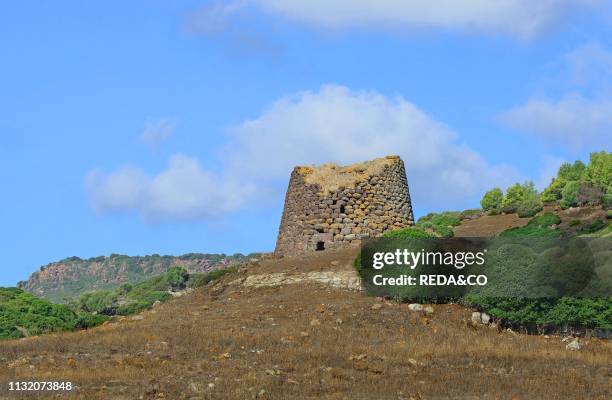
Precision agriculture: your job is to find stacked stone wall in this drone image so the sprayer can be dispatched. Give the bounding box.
[275,156,414,255]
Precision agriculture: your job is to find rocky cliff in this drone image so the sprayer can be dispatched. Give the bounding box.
[17,253,253,302]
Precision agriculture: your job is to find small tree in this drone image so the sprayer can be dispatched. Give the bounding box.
[166,266,189,290]
[560,181,580,209]
[503,181,538,213]
[540,178,567,203]
[517,192,543,218]
[558,160,586,181]
[481,188,503,213]
[586,151,611,187]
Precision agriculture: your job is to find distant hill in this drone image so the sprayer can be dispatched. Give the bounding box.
[18,253,255,303]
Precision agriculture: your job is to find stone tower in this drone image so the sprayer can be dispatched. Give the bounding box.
[275,155,414,255]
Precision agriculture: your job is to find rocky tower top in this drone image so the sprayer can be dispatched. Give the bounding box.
[275,156,414,255]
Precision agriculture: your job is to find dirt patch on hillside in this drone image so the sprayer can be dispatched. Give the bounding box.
[454,213,530,237]
[1,248,610,399]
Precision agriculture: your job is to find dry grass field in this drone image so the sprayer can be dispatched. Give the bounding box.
[1,248,611,399]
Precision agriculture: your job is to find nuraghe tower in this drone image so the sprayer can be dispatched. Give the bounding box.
[275,155,414,255]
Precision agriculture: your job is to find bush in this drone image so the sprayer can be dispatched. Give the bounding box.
[187,266,239,288]
[415,211,462,237]
[1,288,79,339]
[166,266,189,290]
[500,212,561,238]
[581,220,608,234]
[75,313,107,329]
[465,297,612,330]
[517,194,543,218]
[480,188,503,213]
[460,209,482,219]
[569,220,581,227]
[528,212,561,227]
[602,193,612,210]
[560,181,580,209]
[576,182,604,206]
[381,227,434,239]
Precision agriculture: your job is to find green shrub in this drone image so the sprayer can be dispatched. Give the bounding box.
[500,212,561,238]
[415,211,462,237]
[75,313,107,329]
[603,193,612,210]
[382,227,435,239]
[516,194,543,218]
[528,212,561,227]
[465,296,612,329]
[166,266,189,290]
[187,266,239,288]
[582,220,608,234]
[480,188,503,213]
[560,181,580,209]
[460,209,482,219]
[569,220,581,227]
[0,288,79,339]
[417,211,462,227]
[118,283,133,295]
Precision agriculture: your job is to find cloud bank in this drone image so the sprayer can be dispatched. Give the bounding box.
[189,0,600,39]
[88,85,518,221]
[87,154,253,221]
[500,94,612,148]
[500,43,612,150]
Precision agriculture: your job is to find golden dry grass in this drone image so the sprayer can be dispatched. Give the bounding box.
[1,248,611,399]
[297,156,398,194]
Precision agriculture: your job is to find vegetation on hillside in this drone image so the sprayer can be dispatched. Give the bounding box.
[0,287,106,340]
[18,252,254,303]
[468,211,611,330]
[478,152,611,217]
[540,151,611,209]
[357,209,612,330]
[412,210,481,238]
[500,212,561,238]
[71,266,237,317]
[2,264,240,341]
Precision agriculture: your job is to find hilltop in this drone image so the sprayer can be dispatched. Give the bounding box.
[17,253,254,303]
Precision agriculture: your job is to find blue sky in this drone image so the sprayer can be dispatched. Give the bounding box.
[1,1,611,286]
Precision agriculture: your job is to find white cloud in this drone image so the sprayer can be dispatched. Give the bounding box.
[87,154,254,221]
[194,0,600,39]
[225,84,518,209]
[142,118,174,148]
[500,93,612,148]
[88,85,518,221]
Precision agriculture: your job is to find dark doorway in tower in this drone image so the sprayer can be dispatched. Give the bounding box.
[316,241,325,251]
